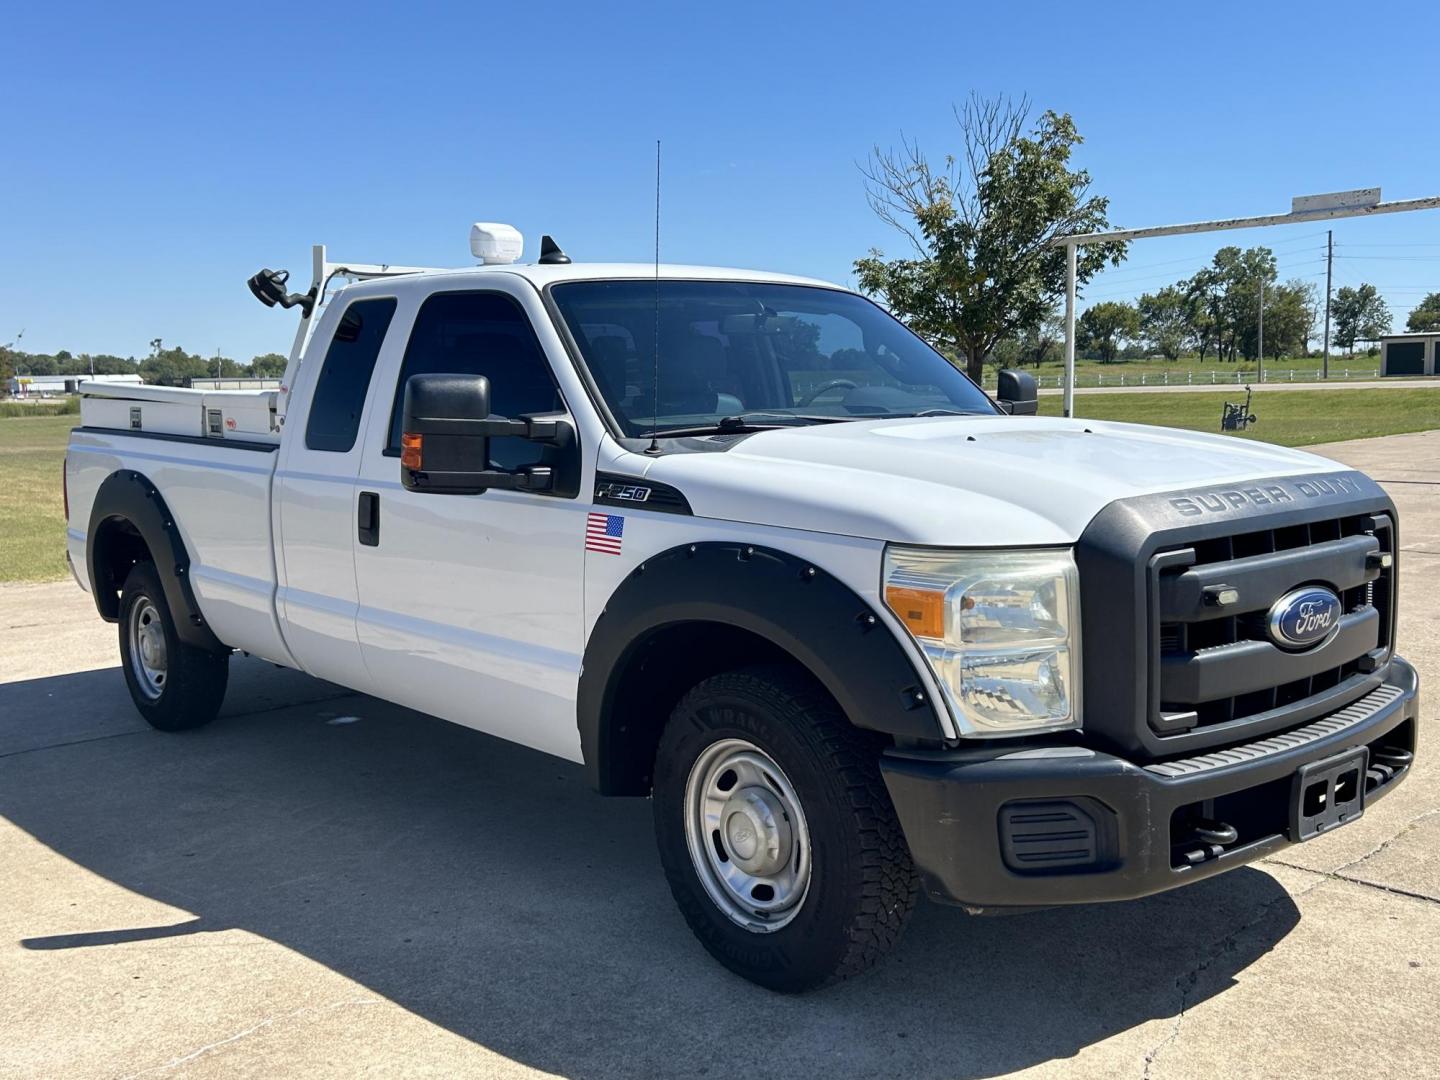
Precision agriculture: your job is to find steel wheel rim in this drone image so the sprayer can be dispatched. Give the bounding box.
[128,598,168,700]
[683,738,812,933]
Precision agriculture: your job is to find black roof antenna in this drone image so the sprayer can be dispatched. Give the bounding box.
[538,235,572,264]
[646,140,663,455]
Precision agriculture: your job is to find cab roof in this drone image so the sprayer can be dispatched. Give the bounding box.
[336,261,846,297]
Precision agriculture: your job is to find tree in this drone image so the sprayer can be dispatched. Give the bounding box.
[1137,286,1191,360]
[993,307,1065,368]
[140,343,210,386]
[1262,280,1319,360]
[854,95,1125,381]
[1331,284,1391,355]
[247,352,288,378]
[1077,301,1139,362]
[1182,246,1280,362]
[1406,293,1440,333]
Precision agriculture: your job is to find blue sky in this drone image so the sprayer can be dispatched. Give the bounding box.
[5,0,1440,360]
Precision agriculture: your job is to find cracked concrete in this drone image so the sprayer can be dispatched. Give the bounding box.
[119,999,383,1078]
[1,429,1436,1078]
[1142,867,1333,1079]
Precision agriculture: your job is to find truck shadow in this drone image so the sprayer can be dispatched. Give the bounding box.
[0,662,1302,1080]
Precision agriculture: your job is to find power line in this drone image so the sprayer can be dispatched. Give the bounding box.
[1327,240,1440,249]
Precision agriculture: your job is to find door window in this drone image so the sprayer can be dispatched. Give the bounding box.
[305,298,398,452]
[386,290,562,471]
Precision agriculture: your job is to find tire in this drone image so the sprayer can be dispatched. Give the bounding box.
[652,664,919,992]
[118,561,229,731]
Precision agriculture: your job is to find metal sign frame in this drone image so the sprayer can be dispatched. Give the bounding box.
[1052,192,1440,417]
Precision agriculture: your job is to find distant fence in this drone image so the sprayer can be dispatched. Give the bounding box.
[977,367,1383,390]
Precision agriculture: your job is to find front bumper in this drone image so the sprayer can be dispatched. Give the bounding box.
[881,656,1420,911]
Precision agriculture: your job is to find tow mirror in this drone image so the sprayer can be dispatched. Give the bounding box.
[996,369,1038,416]
[400,373,561,495]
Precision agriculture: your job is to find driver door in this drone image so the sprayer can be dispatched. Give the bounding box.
[352,281,589,761]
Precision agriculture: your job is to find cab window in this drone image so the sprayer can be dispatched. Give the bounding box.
[386,291,562,471]
[305,298,397,452]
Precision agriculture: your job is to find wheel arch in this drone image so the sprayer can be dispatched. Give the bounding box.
[86,470,226,652]
[578,541,945,795]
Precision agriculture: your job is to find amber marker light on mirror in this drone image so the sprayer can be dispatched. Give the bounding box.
[400,433,423,471]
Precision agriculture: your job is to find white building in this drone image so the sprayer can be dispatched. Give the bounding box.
[1379,333,1440,377]
[6,373,144,397]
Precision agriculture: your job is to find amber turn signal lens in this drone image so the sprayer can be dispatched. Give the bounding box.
[400,433,423,471]
[884,585,944,640]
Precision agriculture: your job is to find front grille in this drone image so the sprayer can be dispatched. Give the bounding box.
[1074,470,1397,761]
[1151,513,1394,739]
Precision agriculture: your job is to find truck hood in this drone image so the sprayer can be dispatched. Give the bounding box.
[634,415,1354,546]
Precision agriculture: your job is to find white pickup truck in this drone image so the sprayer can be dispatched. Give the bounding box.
[65,227,1418,991]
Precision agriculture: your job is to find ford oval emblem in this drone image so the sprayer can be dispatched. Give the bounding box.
[1267,587,1342,651]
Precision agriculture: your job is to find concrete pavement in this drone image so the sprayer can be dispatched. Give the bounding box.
[1,431,1437,1079]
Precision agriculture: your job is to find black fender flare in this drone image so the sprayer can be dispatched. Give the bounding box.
[86,470,226,652]
[577,542,945,793]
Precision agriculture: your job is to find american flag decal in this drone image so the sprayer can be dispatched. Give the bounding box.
[585,512,625,555]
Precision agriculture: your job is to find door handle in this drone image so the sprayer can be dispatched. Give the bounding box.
[358,491,380,546]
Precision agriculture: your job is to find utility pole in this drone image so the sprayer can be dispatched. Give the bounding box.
[1322,230,1333,379]
[1257,278,1265,382]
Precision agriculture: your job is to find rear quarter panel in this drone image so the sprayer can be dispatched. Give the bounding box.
[66,429,295,666]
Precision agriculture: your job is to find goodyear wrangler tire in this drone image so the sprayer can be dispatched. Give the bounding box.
[652,664,919,992]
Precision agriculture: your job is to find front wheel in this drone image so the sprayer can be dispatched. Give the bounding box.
[652,665,919,992]
[118,561,229,731]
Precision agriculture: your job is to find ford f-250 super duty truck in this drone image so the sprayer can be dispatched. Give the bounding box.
[65,226,1418,992]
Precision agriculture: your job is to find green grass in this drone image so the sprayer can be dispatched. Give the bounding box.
[0,397,81,419]
[0,414,79,582]
[981,353,1385,388]
[1039,387,1440,447]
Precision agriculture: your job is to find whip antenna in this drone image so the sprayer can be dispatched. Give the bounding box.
[647,139,662,454]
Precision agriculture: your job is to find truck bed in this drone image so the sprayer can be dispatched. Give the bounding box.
[65,421,294,669]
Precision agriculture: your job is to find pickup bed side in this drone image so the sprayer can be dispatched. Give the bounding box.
[67,428,291,665]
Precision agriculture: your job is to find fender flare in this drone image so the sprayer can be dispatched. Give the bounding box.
[577,542,945,793]
[86,470,226,652]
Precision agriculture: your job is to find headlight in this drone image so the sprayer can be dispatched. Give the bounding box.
[883,547,1081,736]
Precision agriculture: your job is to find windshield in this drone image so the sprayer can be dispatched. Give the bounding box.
[549,281,995,437]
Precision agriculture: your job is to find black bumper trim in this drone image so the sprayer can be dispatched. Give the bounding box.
[1144,683,1404,778]
[880,656,1418,911]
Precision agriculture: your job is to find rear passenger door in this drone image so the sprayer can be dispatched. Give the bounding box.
[352,281,588,761]
[273,294,398,691]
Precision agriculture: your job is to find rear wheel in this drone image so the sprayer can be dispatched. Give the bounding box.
[652,665,919,992]
[118,561,228,731]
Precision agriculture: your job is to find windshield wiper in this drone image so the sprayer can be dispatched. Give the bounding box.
[900,408,995,418]
[643,412,849,438]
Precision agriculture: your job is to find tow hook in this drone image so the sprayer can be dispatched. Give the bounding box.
[1178,818,1239,866]
[1367,745,1414,789]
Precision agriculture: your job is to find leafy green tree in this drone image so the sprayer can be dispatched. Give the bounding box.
[1185,266,1226,362]
[1261,280,1319,359]
[1137,286,1192,360]
[140,344,210,386]
[1406,293,1440,333]
[854,95,1125,381]
[1182,246,1279,362]
[1331,284,1391,355]
[91,354,139,375]
[1078,301,1139,362]
[246,352,289,378]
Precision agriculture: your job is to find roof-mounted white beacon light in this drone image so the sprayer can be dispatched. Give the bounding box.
[470,223,524,265]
